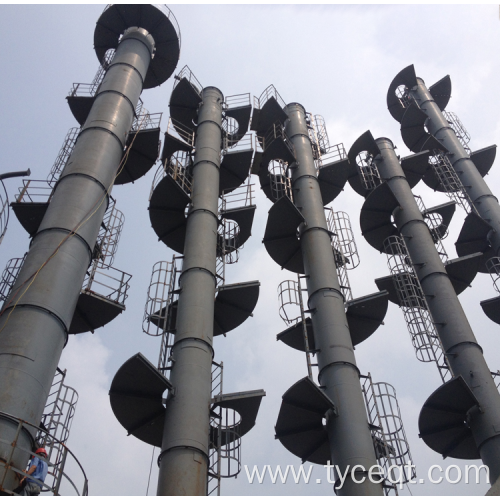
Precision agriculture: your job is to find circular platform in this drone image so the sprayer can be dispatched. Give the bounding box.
[94,4,181,89]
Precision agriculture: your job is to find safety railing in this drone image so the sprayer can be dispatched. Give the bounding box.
[82,261,131,306]
[143,259,179,340]
[414,195,449,264]
[217,219,240,268]
[94,199,124,269]
[0,254,27,310]
[326,209,356,302]
[37,368,78,495]
[361,374,415,496]
[326,210,360,270]
[267,160,293,203]
[0,410,88,496]
[443,110,471,155]
[315,142,347,170]
[384,235,451,384]
[173,65,202,97]
[314,115,330,154]
[263,122,295,161]
[223,132,253,154]
[305,112,321,160]
[278,279,303,326]
[277,276,315,379]
[166,116,196,147]
[352,149,381,191]
[47,128,80,186]
[253,84,286,112]
[15,179,54,204]
[226,93,251,110]
[429,151,478,216]
[486,257,500,296]
[68,49,115,98]
[0,181,8,245]
[219,179,254,213]
[150,257,183,375]
[208,361,242,496]
[150,152,193,201]
[131,111,163,133]
[491,370,500,391]
[394,84,414,109]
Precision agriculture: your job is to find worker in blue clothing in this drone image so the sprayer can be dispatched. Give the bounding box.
[15,448,49,496]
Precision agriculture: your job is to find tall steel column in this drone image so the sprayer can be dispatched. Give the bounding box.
[398,67,500,256]
[0,5,179,492]
[110,69,263,496]
[257,100,382,495]
[157,87,223,495]
[354,132,500,481]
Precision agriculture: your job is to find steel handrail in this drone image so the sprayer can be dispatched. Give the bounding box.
[0,410,88,496]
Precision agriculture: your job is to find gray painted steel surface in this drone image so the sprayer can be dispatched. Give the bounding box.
[0,23,155,492]
[157,87,224,496]
[285,104,382,495]
[410,77,500,257]
[370,134,500,482]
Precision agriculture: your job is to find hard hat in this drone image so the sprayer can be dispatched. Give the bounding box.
[35,448,47,457]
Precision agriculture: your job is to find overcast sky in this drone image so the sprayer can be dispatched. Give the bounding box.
[1,3,500,496]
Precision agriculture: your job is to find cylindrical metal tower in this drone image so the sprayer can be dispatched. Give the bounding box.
[388,65,500,325]
[110,68,264,495]
[287,104,382,495]
[351,130,500,483]
[0,5,180,492]
[157,86,223,494]
[254,89,388,495]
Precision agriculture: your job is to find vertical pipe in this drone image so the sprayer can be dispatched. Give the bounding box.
[0,28,154,491]
[410,79,500,256]
[375,137,500,482]
[286,104,382,495]
[157,87,223,495]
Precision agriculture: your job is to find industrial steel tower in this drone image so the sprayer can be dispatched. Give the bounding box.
[379,65,500,482]
[388,65,500,326]
[0,4,180,493]
[251,87,417,495]
[110,67,265,495]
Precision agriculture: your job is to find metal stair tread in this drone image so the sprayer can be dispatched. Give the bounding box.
[263,196,305,274]
[317,158,349,206]
[400,102,447,153]
[116,127,161,185]
[387,64,418,123]
[69,290,126,334]
[480,295,500,325]
[400,150,430,189]
[251,96,288,135]
[219,148,253,194]
[149,174,191,253]
[429,75,452,112]
[94,5,180,89]
[419,376,480,459]
[169,77,202,131]
[359,182,399,252]
[109,352,172,447]
[470,145,497,178]
[347,130,380,198]
[11,201,49,237]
